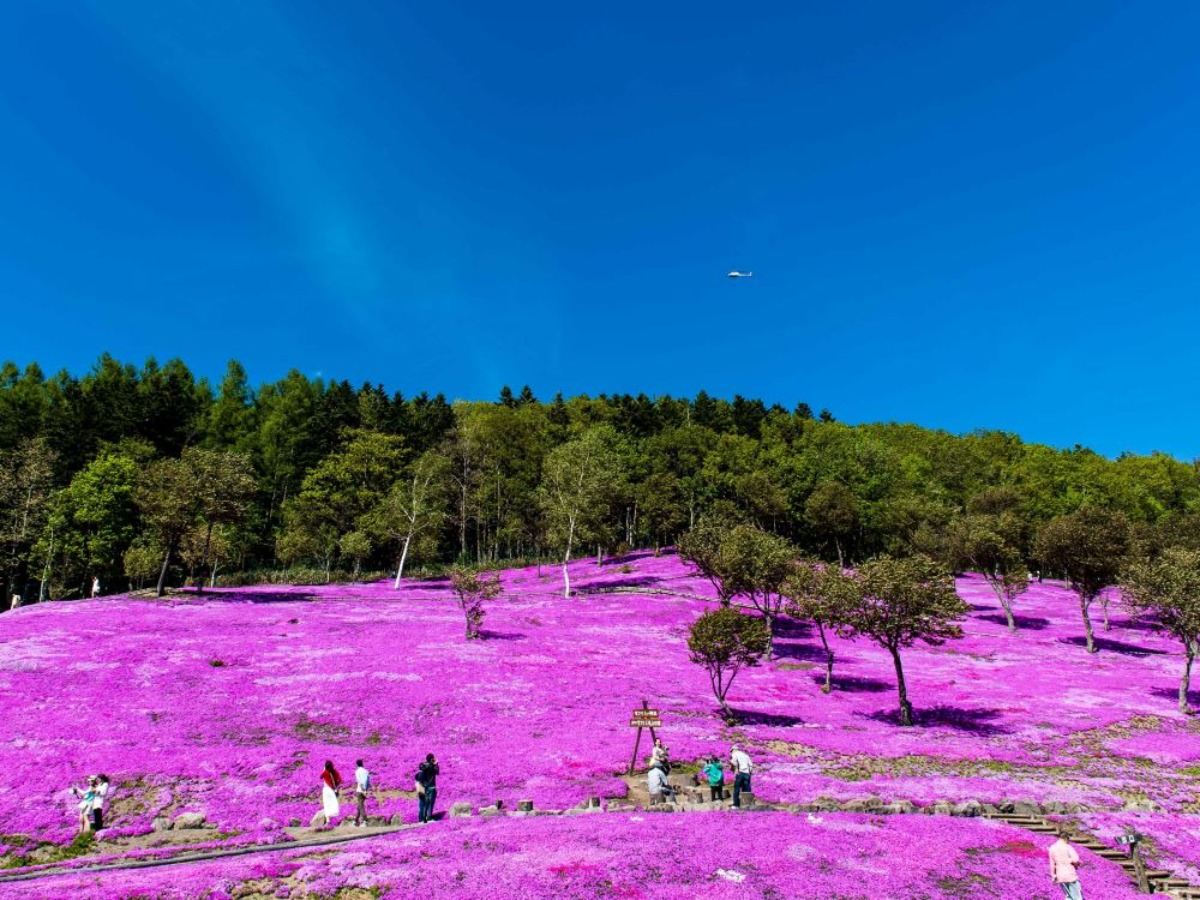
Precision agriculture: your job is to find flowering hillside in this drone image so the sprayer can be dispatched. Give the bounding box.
[0,551,1196,890]
[1,813,1143,900]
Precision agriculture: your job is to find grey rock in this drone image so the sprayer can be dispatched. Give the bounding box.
[389,814,404,826]
[1122,799,1158,812]
[367,815,388,827]
[885,800,916,815]
[479,805,504,817]
[288,818,302,828]
[151,816,173,832]
[309,812,327,829]
[1013,801,1040,817]
[449,802,473,818]
[931,802,954,817]
[952,800,982,818]
[173,812,207,830]
[517,799,534,812]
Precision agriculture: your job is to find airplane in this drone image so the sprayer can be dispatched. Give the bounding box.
[727,271,753,278]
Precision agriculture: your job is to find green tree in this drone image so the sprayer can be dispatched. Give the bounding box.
[805,481,859,566]
[1121,547,1200,714]
[0,436,57,606]
[365,449,451,587]
[279,430,406,578]
[720,523,796,659]
[1035,508,1130,652]
[338,531,372,580]
[846,555,968,726]
[678,513,738,605]
[539,426,623,598]
[785,563,861,693]
[449,567,502,639]
[687,607,770,720]
[945,515,1029,632]
[35,446,143,599]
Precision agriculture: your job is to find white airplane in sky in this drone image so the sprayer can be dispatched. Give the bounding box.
[727,270,753,278]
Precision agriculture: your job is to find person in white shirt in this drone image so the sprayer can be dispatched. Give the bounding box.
[353,759,371,827]
[730,745,753,808]
[647,763,676,805]
[90,775,110,830]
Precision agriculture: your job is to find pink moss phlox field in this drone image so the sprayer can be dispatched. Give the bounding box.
[0,551,1197,880]
[1,813,1144,899]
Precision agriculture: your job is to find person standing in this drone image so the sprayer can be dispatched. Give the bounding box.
[416,753,439,823]
[1049,826,1084,899]
[319,760,342,828]
[703,755,726,802]
[730,744,753,808]
[91,774,110,830]
[70,777,96,833]
[353,759,371,827]
[91,577,101,598]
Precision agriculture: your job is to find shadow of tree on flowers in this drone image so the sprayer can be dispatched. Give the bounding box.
[975,612,1052,630]
[810,673,891,694]
[1058,636,1166,657]
[864,704,1012,735]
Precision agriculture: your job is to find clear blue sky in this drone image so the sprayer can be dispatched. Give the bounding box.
[2,2,1198,457]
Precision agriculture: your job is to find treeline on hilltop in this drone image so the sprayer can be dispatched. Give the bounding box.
[1,353,1199,609]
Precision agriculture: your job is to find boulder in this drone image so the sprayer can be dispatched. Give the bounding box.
[367,815,388,827]
[288,818,302,828]
[173,812,207,830]
[588,796,602,809]
[1123,799,1158,812]
[885,800,916,815]
[931,802,954,817]
[151,816,173,832]
[449,802,473,819]
[842,798,872,813]
[479,805,504,817]
[952,800,982,818]
[1043,801,1066,815]
[997,800,1016,814]
[735,792,755,809]
[388,814,404,826]
[1013,801,1040,817]
[517,799,534,812]
[309,812,327,829]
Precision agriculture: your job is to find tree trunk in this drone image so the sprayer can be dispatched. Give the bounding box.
[988,579,1017,632]
[197,522,214,594]
[889,645,914,726]
[763,612,775,661]
[1080,596,1097,653]
[393,535,412,589]
[156,544,173,597]
[1100,595,1111,632]
[39,529,54,603]
[1181,640,1196,715]
[562,522,575,598]
[834,537,845,569]
[817,621,834,693]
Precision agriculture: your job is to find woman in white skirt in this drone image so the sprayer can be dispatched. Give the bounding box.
[319,760,343,827]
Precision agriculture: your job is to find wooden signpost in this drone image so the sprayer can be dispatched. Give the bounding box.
[627,700,663,775]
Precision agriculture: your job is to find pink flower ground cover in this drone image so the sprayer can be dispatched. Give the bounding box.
[0,551,1196,880]
[2,812,1143,900]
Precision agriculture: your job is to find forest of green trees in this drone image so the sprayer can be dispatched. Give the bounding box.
[2,353,1199,610]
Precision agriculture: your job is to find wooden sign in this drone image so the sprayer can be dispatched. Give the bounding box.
[630,708,662,728]
[627,700,662,775]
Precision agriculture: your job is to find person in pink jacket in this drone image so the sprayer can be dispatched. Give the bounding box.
[1048,826,1083,899]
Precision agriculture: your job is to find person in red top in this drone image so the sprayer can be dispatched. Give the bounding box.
[319,760,342,828]
[1048,826,1084,900]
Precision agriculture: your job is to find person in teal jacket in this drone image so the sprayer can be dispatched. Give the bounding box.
[702,755,725,802]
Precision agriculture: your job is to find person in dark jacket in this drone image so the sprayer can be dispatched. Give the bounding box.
[416,753,439,823]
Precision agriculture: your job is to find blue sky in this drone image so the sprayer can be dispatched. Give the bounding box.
[1,2,1198,457]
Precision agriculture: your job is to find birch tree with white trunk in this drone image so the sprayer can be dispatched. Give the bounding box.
[539,426,622,598]
[368,450,451,587]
